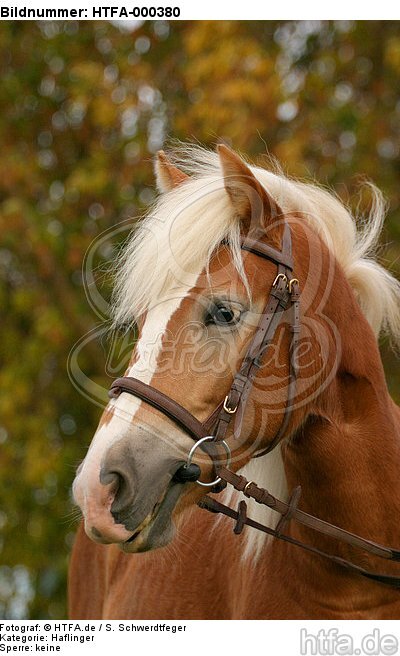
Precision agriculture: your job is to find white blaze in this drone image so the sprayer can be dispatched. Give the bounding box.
[73,293,191,507]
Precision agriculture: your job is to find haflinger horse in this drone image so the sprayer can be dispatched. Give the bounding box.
[69,144,400,619]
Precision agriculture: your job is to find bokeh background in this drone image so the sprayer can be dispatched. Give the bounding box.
[0,20,399,619]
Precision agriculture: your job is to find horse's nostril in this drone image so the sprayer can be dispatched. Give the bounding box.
[101,471,121,494]
[101,470,127,510]
[91,527,103,539]
[173,463,201,483]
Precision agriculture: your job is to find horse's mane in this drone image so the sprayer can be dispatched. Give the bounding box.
[112,144,400,345]
[111,144,400,561]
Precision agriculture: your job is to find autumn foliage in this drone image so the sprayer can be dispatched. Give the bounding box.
[0,20,399,618]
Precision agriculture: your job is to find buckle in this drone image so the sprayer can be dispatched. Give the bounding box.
[273,273,288,288]
[223,395,238,414]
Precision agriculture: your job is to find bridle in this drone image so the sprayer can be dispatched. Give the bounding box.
[108,219,400,590]
[109,221,300,487]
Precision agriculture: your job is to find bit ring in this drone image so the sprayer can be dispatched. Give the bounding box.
[185,436,231,487]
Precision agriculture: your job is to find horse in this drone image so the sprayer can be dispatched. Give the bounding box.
[68,144,400,619]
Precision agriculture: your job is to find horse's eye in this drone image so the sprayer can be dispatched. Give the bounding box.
[205,304,241,327]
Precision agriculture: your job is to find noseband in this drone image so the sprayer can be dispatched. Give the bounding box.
[109,221,300,486]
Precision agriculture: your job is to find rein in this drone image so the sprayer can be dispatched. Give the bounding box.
[108,221,400,590]
[199,468,400,589]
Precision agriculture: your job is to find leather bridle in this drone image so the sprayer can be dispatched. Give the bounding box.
[109,222,300,482]
[107,219,400,590]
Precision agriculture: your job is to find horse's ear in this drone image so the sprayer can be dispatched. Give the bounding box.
[154,150,189,192]
[217,144,283,241]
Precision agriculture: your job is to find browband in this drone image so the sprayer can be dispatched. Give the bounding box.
[240,236,294,270]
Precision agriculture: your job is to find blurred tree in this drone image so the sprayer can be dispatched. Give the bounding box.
[0,20,399,618]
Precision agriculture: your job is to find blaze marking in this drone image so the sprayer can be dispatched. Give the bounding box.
[73,292,193,505]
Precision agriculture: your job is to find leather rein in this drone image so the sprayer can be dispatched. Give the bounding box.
[108,222,400,590]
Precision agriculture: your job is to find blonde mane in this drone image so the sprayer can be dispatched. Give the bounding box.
[111,144,400,560]
[112,144,400,343]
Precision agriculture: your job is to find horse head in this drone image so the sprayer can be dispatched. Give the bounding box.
[72,144,398,556]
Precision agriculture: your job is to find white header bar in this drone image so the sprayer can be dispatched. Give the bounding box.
[0,0,398,20]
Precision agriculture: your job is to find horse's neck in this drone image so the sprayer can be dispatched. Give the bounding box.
[285,313,400,552]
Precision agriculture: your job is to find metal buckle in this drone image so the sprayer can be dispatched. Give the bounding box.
[288,278,299,293]
[185,436,231,488]
[273,273,288,288]
[223,395,238,414]
[243,480,255,497]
